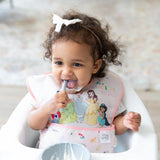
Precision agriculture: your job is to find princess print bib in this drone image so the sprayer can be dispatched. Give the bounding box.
[27,71,124,153]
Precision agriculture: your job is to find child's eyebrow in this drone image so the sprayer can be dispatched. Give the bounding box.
[52,57,62,60]
[52,58,86,63]
[72,59,85,62]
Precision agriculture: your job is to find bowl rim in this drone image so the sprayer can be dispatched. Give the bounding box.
[41,142,91,160]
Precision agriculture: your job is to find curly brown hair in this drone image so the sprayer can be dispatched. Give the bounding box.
[43,11,122,78]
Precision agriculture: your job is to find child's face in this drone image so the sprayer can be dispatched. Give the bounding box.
[52,39,102,93]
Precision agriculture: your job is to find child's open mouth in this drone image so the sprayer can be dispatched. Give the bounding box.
[62,80,83,92]
[66,80,77,89]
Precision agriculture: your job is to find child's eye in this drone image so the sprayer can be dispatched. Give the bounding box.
[73,63,82,67]
[55,61,63,65]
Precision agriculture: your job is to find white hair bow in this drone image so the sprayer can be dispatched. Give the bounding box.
[52,14,81,32]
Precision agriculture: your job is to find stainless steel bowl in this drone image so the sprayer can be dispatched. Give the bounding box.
[41,142,91,160]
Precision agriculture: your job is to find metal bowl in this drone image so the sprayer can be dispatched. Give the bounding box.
[41,142,91,160]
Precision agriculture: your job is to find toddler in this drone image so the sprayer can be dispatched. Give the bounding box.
[27,11,141,153]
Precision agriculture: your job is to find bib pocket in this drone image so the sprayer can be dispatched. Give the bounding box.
[40,123,115,153]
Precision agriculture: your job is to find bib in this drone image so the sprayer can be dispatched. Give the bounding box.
[27,71,124,153]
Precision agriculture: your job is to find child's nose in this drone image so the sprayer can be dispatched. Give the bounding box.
[62,66,73,76]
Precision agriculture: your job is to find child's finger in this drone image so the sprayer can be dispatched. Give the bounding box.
[128,112,135,118]
[58,96,68,102]
[128,119,141,131]
[124,122,139,131]
[57,92,69,101]
[123,114,141,131]
[128,112,141,122]
[129,120,141,127]
[57,103,67,109]
[128,112,138,118]
[128,117,141,124]
[130,125,139,132]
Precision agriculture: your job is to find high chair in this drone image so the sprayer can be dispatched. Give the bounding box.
[0,73,158,160]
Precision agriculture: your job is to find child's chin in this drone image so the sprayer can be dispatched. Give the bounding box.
[66,86,83,93]
[66,90,77,94]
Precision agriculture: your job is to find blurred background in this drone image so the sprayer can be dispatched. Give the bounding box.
[0,0,160,89]
[0,0,159,158]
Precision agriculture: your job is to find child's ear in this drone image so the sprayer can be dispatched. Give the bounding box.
[92,59,102,74]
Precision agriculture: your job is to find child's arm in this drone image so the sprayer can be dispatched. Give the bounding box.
[28,91,69,130]
[113,112,141,135]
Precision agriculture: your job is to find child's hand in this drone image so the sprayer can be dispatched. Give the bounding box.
[45,91,69,114]
[123,112,141,131]
[28,91,69,130]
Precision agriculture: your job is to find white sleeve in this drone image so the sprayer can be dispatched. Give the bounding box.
[115,101,127,117]
[26,92,38,109]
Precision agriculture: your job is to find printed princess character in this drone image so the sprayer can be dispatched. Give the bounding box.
[73,95,88,122]
[84,90,99,125]
[59,101,77,124]
[98,103,110,126]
